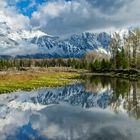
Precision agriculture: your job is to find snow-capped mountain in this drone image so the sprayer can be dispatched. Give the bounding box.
[0,21,111,58]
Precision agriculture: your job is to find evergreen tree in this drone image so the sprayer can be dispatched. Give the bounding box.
[115,50,122,69]
[101,59,106,69]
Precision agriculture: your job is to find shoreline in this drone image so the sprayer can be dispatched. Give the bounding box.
[0,67,140,94]
[82,69,140,81]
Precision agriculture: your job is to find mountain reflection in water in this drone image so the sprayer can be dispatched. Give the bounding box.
[0,76,140,140]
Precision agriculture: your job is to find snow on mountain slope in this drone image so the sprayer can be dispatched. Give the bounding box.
[0,21,112,58]
[8,30,48,41]
[22,32,111,58]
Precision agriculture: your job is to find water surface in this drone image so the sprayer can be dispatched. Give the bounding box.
[0,76,140,140]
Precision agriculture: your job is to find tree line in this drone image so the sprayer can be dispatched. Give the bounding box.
[0,56,128,72]
[0,58,111,71]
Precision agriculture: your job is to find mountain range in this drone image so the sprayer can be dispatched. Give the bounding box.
[0,21,111,58]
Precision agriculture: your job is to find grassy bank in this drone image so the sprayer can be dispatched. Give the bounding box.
[0,68,80,94]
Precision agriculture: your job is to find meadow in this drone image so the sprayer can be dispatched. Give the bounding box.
[0,67,80,94]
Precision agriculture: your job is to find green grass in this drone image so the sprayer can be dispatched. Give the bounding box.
[0,71,80,94]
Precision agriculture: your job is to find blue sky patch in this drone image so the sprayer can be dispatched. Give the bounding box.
[16,0,47,17]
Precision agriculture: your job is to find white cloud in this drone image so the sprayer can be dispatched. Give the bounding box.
[0,0,30,30]
[1,0,140,36]
[30,0,140,36]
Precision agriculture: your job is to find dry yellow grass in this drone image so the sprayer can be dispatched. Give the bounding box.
[0,69,80,94]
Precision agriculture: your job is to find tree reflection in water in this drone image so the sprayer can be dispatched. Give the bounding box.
[85,76,140,119]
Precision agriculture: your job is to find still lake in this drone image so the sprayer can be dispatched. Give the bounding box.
[0,76,140,140]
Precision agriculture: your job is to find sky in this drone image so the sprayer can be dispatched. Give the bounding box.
[0,0,140,36]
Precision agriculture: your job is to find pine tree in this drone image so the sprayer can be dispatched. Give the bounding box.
[115,50,122,69]
[101,59,106,69]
